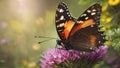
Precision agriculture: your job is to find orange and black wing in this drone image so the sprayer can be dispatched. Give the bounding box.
[55,2,76,41]
[69,3,106,51]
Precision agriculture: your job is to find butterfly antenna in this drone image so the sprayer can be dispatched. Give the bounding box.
[35,36,57,39]
[38,38,56,44]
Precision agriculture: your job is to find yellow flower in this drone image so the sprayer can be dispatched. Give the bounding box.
[32,44,40,50]
[108,0,120,6]
[22,60,36,68]
[106,17,112,23]
[102,4,108,11]
[101,27,106,31]
[101,16,112,23]
[22,60,28,65]
[105,41,112,45]
[28,61,36,68]
[10,20,24,33]
[101,15,106,22]
[106,24,111,29]
[101,12,112,23]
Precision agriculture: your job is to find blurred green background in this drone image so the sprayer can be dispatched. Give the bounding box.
[0,0,120,68]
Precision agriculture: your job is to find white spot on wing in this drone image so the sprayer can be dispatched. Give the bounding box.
[91,12,96,15]
[60,16,64,20]
[101,34,103,35]
[58,29,63,32]
[98,41,101,43]
[68,14,70,17]
[67,12,69,14]
[81,14,87,17]
[103,37,105,39]
[90,25,94,27]
[85,17,89,20]
[90,47,93,50]
[59,9,64,13]
[87,10,91,13]
[57,23,65,28]
[77,21,83,23]
[98,29,100,31]
[56,20,59,22]
[92,9,96,12]
[66,8,68,11]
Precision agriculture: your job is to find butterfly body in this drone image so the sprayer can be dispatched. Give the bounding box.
[55,2,106,51]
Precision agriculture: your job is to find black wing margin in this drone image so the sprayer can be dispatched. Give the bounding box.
[55,2,75,41]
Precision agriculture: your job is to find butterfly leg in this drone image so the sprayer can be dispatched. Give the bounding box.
[56,40,67,50]
[56,40,73,50]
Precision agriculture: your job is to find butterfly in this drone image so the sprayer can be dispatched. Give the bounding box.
[55,2,106,51]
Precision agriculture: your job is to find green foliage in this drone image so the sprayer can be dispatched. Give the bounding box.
[106,25,120,56]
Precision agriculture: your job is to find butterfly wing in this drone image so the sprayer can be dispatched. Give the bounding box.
[69,26,105,51]
[69,3,106,51]
[55,2,76,41]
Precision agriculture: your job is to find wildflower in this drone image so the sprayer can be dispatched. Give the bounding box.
[32,43,40,50]
[108,0,120,6]
[40,46,108,68]
[0,38,9,44]
[105,51,120,68]
[10,20,24,33]
[102,4,108,11]
[105,41,112,45]
[28,61,36,68]
[106,17,112,23]
[101,12,112,23]
[113,65,119,68]
[101,27,107,31]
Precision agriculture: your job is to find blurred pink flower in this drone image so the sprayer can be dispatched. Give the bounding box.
[40,46,108,68]
[0,38,9,44]
[113,64,118,68]
[106,51,120,68]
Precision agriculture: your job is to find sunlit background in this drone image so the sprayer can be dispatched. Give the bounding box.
[0,0,120,68]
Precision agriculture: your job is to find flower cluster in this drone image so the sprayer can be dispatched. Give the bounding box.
[101,0,120,58]
[40,46,108,68]
[100,50,120,68]
[108,0,120,6]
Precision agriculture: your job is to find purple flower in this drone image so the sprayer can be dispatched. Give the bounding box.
[0,38,9,44]
[113,64,118,68]
[40,46,108,68]
[107,57,117,64]
[105,51,120,68]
